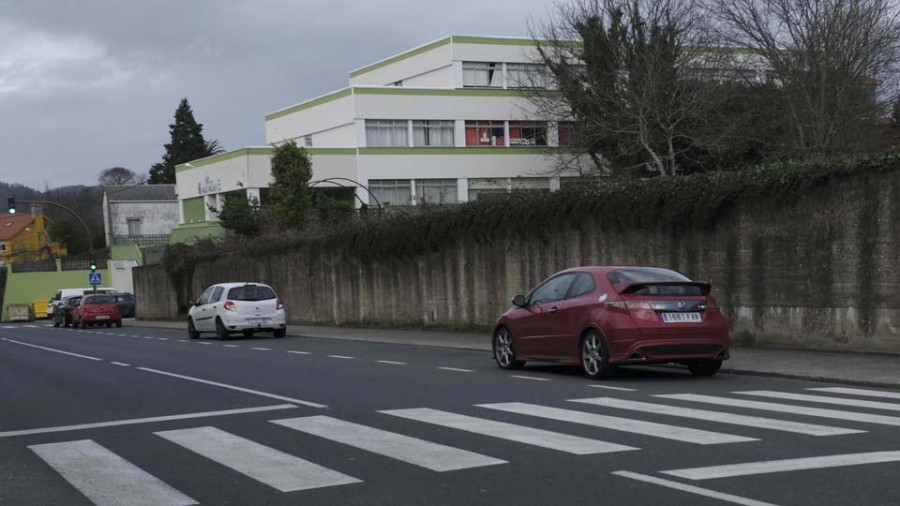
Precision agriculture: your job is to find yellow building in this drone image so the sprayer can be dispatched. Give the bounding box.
[0,211,67,263]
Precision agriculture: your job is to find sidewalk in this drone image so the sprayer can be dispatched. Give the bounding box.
[131,319,900,389]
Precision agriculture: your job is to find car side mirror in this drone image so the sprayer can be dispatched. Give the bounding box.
[189,300,197,306]
[512,294,527,308]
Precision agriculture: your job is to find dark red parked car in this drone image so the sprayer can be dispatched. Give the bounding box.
[74,294,122,329]
[492,266,730,379]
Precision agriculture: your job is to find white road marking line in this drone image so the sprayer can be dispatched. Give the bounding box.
[478,403,755,445]
[4,339,102,361]
[273,416,506,471]
[288,350,310,355]
[736,390,900,412]
[130,335,142,338]
[612,471,780,506]
[382,408,638,455]
[251,347,271,351]
[110,362,131,367]
[117,334,129,337]
[156,426,359,492]
[177,339,190,343]
[589,385,638,392]
[0,404,297,439]
[327,355,355,359]
[808,387,900,400]
[197,342,211,345]
[224,344,240,348]
[437,367,474,372]
[137,367,326,408]
[142,336,154,339]
[30,439,197,506]
[571,397,863,436]
[157,337,169,341]
[376,360,405,365]
[662,450,900,481]
[510,375,549,382]
[659,393,900,427]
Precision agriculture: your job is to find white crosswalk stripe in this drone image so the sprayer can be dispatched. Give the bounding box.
[155,426,360,492]
[29,439,197,506]
[658,393,900,426]
[807,387,900,400]
[271,415,506,471]
[571,397,864,436]
[737,390,900,412]
[477,402,756,445]
[381,407,639,454]
[662,450,900,481]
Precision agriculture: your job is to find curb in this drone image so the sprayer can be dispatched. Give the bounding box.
[721,367,900,391]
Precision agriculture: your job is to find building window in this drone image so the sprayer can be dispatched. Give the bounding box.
[468,177,551,201]
[462,62,503,88]
[506,63,553,89]
[127,218,142,236]
[304,135,313,147]
[0,241,6,252]
[416,179,458,204]
[557,122,576,146]
[365,120,409,147]
[369,179,412,206]
[465,121,506,146]
[509,121,548,146]
[412,120,454,147]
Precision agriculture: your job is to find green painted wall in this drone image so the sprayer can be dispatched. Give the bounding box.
[168,222,225,245]
[2,264,111,322]
[111,244,143,263]
[183,197,205,223]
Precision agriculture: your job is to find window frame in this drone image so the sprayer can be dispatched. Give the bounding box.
[462,62,503,88]
[369,179,413,206]
[412,120,455,147]
[508,121,548,147]
[365,119,409,147]
[464,120,506,147]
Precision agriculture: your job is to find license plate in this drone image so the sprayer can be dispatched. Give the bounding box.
[662,312,701,323]
[247,318,269,324]
[95,315,110,320]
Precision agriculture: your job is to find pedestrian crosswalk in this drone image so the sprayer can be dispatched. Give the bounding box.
[21,384,900,505]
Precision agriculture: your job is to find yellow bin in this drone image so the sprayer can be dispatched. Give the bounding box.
[34,300,50,319]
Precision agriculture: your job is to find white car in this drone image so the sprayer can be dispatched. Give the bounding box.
[187,282,286,340]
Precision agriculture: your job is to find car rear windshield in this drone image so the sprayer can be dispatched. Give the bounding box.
[227,285,276,301]
[607,268,691,285]
[85,296,115,305]
[116,294,134,301]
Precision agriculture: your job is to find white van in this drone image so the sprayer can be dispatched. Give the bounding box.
[49,287,117,315]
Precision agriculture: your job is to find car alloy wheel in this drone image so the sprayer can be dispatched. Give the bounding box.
[581,331,614,379]
[493,328,524,370]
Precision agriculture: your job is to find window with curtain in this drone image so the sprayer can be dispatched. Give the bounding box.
[369,180,412,206]
[557,122,576,146]
[462,62,503,88]
[365,120,408,147]
[509,121,548,146]
[416,179,458,204]
[464,120,505,146]
[412,121,454,147]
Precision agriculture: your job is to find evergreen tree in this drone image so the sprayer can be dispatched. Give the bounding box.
[218,194,260,236]
[148,98,213,184]
[269,141,313,230]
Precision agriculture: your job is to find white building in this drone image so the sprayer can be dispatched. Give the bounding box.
[172,35,583,242]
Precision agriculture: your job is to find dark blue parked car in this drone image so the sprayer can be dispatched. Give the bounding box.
[115,293,135,318]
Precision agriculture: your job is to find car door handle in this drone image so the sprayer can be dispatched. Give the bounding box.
[548,307,558,314]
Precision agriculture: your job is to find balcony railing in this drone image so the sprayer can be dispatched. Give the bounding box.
[112,234,170,248]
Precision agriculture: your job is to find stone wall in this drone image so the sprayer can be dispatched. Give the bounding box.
[134,172,900,353]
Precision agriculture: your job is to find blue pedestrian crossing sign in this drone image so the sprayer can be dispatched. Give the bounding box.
[88,272,102,285]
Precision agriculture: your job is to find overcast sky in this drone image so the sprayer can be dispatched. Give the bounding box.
[0,0,552,189]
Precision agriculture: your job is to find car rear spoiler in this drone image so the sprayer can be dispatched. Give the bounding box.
[615,281,712,295]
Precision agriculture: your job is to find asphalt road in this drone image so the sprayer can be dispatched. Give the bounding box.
[2,323,899,506]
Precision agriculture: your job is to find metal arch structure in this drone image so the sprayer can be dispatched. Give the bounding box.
[18,199,95,256]
[308,177,383,209]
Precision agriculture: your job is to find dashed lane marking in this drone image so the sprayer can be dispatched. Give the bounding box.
[327,355,355,359]
[510,375,549,382]
[251,347,271,351]
[589,385,638,392]
[437,367,474,372]
[110,362,131,367]
[288,350,310,355]
[377,360,406,365]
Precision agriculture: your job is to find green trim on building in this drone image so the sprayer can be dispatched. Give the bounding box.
[110,244,143,264]
[264,88,353,121]
[358,147,552,155]
[168,222,226,245]
[451,35,541,46]
[182,197,206,223]
[354,87,547,98]
[176,147,273,172]
[1,264,111,322]
[349,37,452,79]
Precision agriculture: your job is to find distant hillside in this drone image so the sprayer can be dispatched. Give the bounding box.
[0,181,41,202]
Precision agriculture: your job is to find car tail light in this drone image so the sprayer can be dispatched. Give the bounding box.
[276,299,284,310]
[625,300,657,321]
[223,301,237,311]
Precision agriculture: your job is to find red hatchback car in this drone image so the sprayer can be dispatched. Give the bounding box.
[493,266,730,379]
[74,294,123,329]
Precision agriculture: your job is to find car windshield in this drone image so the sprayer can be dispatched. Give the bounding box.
[116,294,134,302]
[607,268,691,285]
[227,285,276,301]
[85,295,115,305]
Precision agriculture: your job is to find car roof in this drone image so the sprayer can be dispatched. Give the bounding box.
[210,282,274,289]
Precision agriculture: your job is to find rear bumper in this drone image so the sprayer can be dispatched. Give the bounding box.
[610,338,730,365]
[81,314,120,323]
[223,313,286,331]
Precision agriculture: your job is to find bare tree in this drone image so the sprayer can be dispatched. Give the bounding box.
[98,167,138,186]
[714,0,900,156]
[531,0,737,176]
